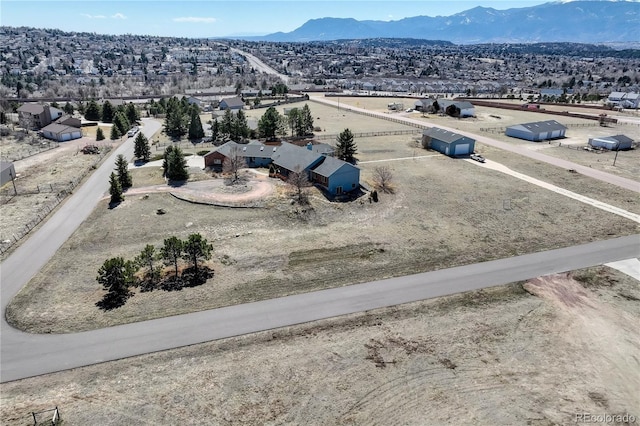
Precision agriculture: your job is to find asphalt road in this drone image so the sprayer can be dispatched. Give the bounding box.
[1,234,638,382]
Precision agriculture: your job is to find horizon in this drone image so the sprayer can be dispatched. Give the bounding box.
[1,0,582,39]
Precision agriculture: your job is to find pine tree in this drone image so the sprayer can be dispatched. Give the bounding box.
[85,100,101,121]
[336,128,357,164]
[115,154,132,189]
[188,108,205,140]
[95,257,135,310]
[301,104,314,135]
[110,125,121,140]
[166,146,189,181]
[109,172,124,204]
[126,103,140,125]
[133,132,151,162]
[257,106,281,140]
[113,111,130,136]
[101,100,115,123]
[182,233,213,277]
[161,236,184,279]
[96,127,105,141]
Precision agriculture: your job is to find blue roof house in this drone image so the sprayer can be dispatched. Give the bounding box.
[310,156,360,196]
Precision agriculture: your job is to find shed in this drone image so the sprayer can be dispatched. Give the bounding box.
[422,128,475,157]
[505,120,567,142]
[588,135,634,151]
[41,123,83,142]
[1,161,16,186]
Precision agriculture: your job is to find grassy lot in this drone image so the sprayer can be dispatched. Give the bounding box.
[2,266,638,425]
[6,104,639,332]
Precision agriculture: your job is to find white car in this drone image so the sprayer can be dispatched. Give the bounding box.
[127,127,138,137]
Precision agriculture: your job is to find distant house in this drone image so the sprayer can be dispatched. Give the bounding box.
[17,104,63,129]
[505,120,567,142]
[204,141,360,197]
[219,97,245,110]
[588,135,634,151]
[414,98,475,117]
[607,92,640,109]
[41,123,82,142]
[0,161,15,186]
[422,128,475,157]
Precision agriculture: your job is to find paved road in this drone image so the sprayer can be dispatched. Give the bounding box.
[229,47,290,83]
[1,234,638,382]
[310,96,640,193]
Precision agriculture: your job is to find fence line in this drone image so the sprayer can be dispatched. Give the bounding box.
[0,149,110,255]
[314,129,422,141]
[6,142,59,162]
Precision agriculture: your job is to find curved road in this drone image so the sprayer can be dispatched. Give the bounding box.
[1,115,639,383]
[1,234,638,382]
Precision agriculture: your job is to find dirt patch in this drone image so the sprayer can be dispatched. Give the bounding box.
[1,267,638,425]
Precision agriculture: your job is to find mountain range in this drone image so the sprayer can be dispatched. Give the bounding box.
[245,1,639,44]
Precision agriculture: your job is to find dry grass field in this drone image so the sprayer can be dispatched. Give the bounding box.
[1,266,638,425]
[2,99,639,425]
[6,100,639,333]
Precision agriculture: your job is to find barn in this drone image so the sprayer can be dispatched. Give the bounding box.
[505,120,567,142]
[422,128,475,157]
[588,135,634,151]
[41,123,82,142]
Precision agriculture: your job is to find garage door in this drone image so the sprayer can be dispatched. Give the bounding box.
[72,131,81,139]
[551,130,561,138]
[454,143,470,155]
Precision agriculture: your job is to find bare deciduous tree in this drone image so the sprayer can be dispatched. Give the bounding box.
[222,145,247,184]
[372,166,395,194]
[287,166,311,204]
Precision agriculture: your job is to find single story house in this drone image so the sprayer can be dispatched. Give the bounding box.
[204,140,274,168]
[588,135,634,151]
[205,141,360,196]
[422,127,475,157]
[1,161,16,186]
[219,97,245,110]
[41,123,82,142]
[505,120,567,142]
[607,92,640,109]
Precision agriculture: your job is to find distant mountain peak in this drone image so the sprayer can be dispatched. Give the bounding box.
[241,0,638,44]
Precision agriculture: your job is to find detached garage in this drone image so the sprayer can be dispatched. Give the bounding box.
[588,135,634,151]
[422,127,475,157]
[41,123,82,142]
[505,120,567,142]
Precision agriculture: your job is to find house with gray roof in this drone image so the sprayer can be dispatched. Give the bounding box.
[219,97,245,110]
[204,141,360,197]
[41,123,82,142]
[505,120,567,142]
[588,134,634,151]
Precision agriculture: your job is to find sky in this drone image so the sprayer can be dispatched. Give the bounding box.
[0,0,601,38]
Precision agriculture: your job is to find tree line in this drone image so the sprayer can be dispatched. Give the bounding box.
[96,233,214,310]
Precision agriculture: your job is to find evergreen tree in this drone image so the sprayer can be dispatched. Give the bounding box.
[133,132,151,162]
[188,108,205,140]
[109,172,124,204]
[161,236,184,279]
[164,97,188,138]
[183,233,213,277]
[135,244,159,288]
[85,100,101,121]
[101,100,115,123]
[113,111,130,136]
[232,109,249,141]
[166,146,189,181]
[162,145,174,178]
[110,125,121,140]
[335,128,357,164]
[115,154,132,189]
[63,102,74,114]
[96,127,105,141]
[257,106,281,140]
[220,109,234,139]
[211,119,220,144]
[125,103,140,125]
[301,104,314,135]
[95,257,135,310]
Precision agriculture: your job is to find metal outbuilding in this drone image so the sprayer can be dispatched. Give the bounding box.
[422,127,475,157]
[588,135,634,151]
[505,120,567,142]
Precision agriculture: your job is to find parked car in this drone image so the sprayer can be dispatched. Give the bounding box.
[470,153,486,163]
[127,127,139,137]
